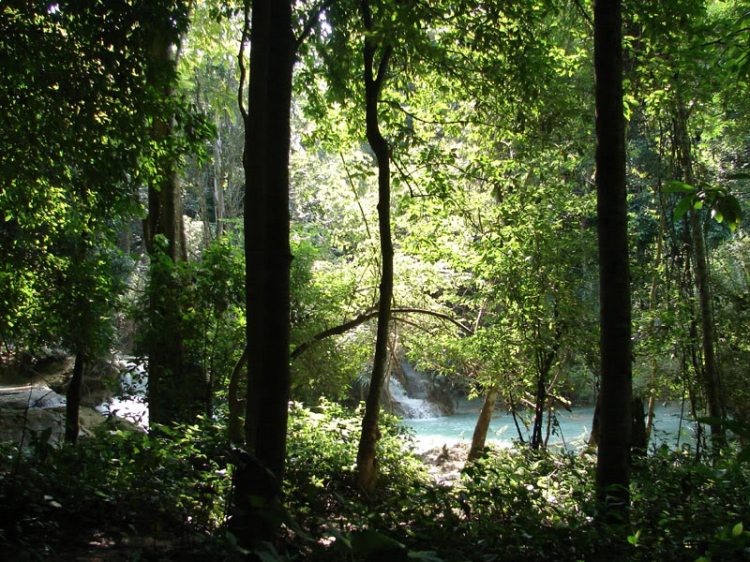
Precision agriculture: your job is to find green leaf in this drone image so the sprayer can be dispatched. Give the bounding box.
[733,522,744,537]
[351,530,405,557]
[409,551,444,561]
[674,195,694,220]
[664,181,696,193]
[715,195,743,232]
[253,542,283,562]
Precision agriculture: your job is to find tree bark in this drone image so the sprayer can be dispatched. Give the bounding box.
[355,0,394,495]
[467,385,499,462]
[673,107,726,450]
[231,0,295,548]
[594,0,632,521]
[64,352,85,444]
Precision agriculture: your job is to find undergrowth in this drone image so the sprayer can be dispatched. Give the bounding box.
[1,402,749,561]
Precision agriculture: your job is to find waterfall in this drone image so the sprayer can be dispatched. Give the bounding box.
[389,364,443,419]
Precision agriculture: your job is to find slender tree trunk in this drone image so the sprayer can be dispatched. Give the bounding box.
[631,397,647,457]
[227,347,247,443]
[594,0,632,521]
[467,385,499,462]
[530,358,548,450]
[531,327,562,450]
[673,107,726,450]
[231,0,295,548]
[645,204,666,445]
[64,351,85,444]
[355,0,394,495]
[212,118,225,238]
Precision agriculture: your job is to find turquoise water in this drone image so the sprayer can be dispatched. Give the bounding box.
[400,402,696,452]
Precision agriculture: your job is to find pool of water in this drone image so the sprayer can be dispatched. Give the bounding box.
[401,401,696,452]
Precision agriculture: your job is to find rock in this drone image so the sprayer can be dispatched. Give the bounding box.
[0,353,75,388]
[0,408,66,445]
[1,353,122,407]
[0,403,143,446]
[0,387,67,410]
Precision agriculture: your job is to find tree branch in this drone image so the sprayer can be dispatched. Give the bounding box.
[237,0,250,123]
[290,306,473,360]
[295,0,336,53]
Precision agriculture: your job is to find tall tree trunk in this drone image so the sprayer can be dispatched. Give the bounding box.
[355,0,394,495]
[145,23,192,427]
[467,384,499,462]
[231,0,295,548]
[673,107,726,450]
[594,0,632,521]
[64,351,85,444]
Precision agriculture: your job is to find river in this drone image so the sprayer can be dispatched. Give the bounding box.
[400,399,695,453]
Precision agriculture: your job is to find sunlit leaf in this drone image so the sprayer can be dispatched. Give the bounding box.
[664,181,696,193]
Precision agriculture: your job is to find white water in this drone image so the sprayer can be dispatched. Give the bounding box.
[389,375,443,419]
[94,359,149,428]
[401,401,696,453]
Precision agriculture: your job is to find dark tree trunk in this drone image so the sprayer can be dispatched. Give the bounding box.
[145,24,193,426]
[631,397,647,458]
[674,107,726,451]
[64,352,85,444]
[467,385,499,462]
[231,0,295,548]
[355,0,394,495]
[531,326,562,450]
[530,367,547,450]
[594,0,632,520]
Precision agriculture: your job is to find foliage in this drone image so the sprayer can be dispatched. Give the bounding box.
[0,418,234,560]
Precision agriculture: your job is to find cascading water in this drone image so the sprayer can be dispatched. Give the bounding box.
[388,366,444,419]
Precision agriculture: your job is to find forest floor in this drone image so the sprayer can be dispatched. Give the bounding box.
[14,448,468,562]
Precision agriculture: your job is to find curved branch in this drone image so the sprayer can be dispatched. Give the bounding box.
[290,306,473,360]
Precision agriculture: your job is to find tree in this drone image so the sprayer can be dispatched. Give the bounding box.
[354,0,396,495]
[594,0,632,521]
[143,1,201,427]
[230,0,332,548]
[0,1,187,439]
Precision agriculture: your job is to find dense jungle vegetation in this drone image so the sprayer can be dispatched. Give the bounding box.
[2,0,750,560]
